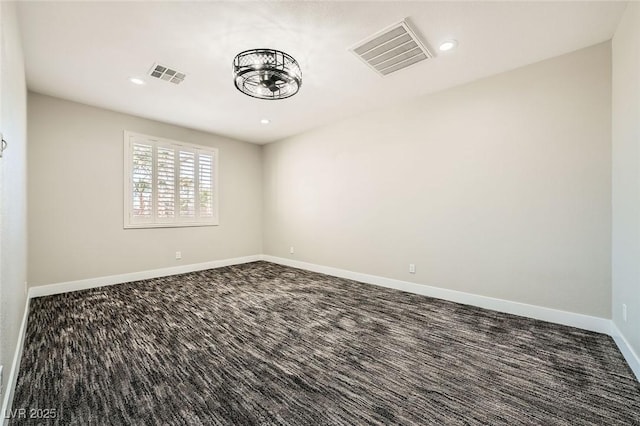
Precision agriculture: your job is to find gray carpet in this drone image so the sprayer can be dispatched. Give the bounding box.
[11,261,640,425]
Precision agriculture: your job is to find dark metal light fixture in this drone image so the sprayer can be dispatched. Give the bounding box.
[233,49,302,100]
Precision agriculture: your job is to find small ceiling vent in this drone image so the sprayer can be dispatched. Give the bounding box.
[350,19,432,76]
[148,63,186,84]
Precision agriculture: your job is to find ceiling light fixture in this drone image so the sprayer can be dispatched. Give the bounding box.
[233,49,302,100]
[439,40,458,52]
[129,77,145,85]
[260,119,270,124]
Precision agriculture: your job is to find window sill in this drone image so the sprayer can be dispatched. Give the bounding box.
[124,221,219,229]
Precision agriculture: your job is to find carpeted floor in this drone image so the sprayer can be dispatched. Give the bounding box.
[10,261,640,425]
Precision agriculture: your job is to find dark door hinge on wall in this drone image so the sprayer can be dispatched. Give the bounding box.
[0,133,7,158]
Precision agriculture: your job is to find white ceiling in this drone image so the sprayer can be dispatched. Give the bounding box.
[18,1,627,144]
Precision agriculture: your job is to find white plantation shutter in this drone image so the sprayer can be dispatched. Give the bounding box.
[124,131,218,228]
[178,150,196,219]
[198,153,214,218]
[157,145,176,221]
[131,141,153,222]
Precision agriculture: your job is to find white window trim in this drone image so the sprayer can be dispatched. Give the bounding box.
[123,130,219,229]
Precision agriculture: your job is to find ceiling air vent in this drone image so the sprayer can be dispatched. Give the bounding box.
[148,63,186,84]
[350,19,432,76]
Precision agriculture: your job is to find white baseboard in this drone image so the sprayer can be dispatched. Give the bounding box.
[25,255,614,335]
[1,297,30,424]
[262,256,640,381]
[29,255,261,298]
[7,252,637,422]
[261,255,612,334]
[611,323,640,381]
[2,254,261,420]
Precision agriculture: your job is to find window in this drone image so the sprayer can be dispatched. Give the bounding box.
[124,131,218,228]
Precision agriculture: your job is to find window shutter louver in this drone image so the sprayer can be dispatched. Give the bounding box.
[131,142,153,220]
[199,153,214,218]
[157,146,175,220]
[179,150,196,219]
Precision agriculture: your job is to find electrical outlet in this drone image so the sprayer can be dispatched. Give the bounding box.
[175,251,182,260]
[623,304,627,322]
[409,264,416,274]
[289,246,295,254]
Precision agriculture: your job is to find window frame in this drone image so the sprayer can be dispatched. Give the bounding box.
[123,130,219,229]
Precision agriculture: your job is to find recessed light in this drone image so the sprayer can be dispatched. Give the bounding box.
[260,119,270,125]
[439,40,458,52]
[129,77,145,85]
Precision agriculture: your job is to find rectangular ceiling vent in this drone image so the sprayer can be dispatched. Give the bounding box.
[148,63,186,84]
[350,19,432,76]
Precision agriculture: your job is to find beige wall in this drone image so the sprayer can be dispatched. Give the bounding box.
[612,3,640,354]
[1,1,28,399]
[263,43,612,318]
[27,41,616,320]
[28,93,262,286]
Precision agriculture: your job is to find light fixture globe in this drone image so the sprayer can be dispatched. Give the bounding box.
[233,49,302,100]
